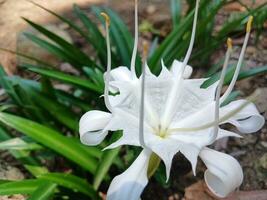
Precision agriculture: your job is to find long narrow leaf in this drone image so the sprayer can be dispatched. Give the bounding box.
[38,173,100,199]
[0,180,44,195]
[23,18,96,68]
[27,181,57,200]
[23,65,103,93]
[0,112,98,173]
[0,126,48,176]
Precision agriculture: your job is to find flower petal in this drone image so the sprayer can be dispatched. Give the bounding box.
[104,108,151,149]
[221,100,264,133]
[79,110,111,146]
[216,129,242,140]
[107,149,151,200]
[170,60,193,78]
[110,66,132,82]
[199,147,243,198]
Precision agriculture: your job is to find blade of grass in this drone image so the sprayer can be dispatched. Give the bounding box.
[23,18,96,68]
[38,173,100,199]
[0,112,98,173]
[22,65,103,93]
[0,180,44,195]
[0,126,48,176]
[27,181,57,200]
[171,0,182,28]
[0,137,43,150]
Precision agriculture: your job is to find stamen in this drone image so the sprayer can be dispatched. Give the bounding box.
[139,41,149,147]
[169,91,258,133]
[161,0,200,128]
[220,16,253,103]
[101,12,113,112]
[130,0,139,78]
[179,0,200,74]
[210,38,232,143]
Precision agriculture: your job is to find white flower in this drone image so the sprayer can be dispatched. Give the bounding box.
[79,1,264,199]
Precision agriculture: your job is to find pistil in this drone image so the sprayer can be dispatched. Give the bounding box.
[101,12,113,112]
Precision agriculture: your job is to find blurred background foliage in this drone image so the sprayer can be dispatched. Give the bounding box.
[0,0,266,199]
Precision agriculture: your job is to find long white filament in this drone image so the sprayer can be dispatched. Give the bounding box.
[220,16,253,103]
[139,43,149,148]
[169,93,257,133]
[210,38,232,143]
[180,0,200,72]
[101,12,113,112]
[161,0,200,128]
[130,0,139,78]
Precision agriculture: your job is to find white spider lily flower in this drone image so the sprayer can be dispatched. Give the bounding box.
[79,0,264,199]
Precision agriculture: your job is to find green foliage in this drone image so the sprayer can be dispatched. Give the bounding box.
[0,0,266,199]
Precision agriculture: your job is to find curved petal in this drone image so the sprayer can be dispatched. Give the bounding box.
[221,100,265,133]
[170,60,193,78]
[199,147,243,198]
[145,136,177,181]
[110,66,132,82]
[107,149,152,200]
[216,129,242,140]
[107,67,133,93]
[79,110,111,146]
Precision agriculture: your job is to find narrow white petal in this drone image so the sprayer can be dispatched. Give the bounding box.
[216,129,242,140]
[145,134,182,181]
[170,60,193,78]
[179,143,200,175]
[79,110,111,145]
[104,108,152,149]
[107,149,151,200]
[221,100,264,133]
[200,147,243,198]
[110,66,132,82]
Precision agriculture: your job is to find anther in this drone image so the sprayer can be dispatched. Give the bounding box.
[246,16,253,33]
[100,12,110,26]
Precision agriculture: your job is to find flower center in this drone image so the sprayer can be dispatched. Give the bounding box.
[153,124,169,138]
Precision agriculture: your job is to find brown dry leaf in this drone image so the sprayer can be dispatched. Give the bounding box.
[184,181,216,200]
[0,0,103,74]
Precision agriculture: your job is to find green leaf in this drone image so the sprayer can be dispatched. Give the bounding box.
[0,47,53,68]
[221,91,241,106]
[201,65,267,88]
[30,91,79,131]
[23,33,81,68]
[0,180,43,195]
[23,65,103,93]
[73,5,108,65]
[0,66,22,105]
[93,134,121,189]
[0,127,48,176]
[0,112,98,173]
[27,181,57,200]
[171,0,182,28]
[23,18,96,68]
[38,173,100,199]
[0,137,43,150]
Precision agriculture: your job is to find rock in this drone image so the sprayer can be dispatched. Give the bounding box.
[0,160,24,180]
[252,88,267,115]
[259,153,267,169]
[0,195,26,200]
